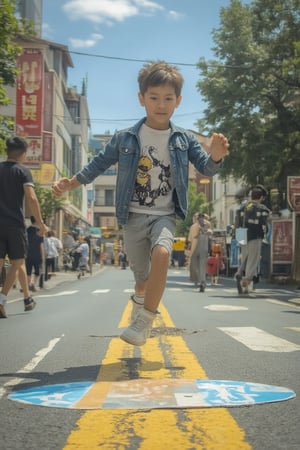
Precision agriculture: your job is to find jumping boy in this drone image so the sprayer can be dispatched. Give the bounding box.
[0,136,48,318]
[52,61,229,345]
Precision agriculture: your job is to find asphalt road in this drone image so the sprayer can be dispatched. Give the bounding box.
[0,266,299,450]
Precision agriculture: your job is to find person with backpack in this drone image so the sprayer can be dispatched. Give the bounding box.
[235,185,271,294]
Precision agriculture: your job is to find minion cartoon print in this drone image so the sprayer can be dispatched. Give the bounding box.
[132,145,172,208]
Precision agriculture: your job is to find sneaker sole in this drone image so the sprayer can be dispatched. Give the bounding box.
[0,304,8,318]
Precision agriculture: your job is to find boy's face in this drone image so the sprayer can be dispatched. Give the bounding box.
[138,84,182,130]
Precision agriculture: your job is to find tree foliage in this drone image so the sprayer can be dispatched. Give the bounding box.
[34,184,65,225]
[0,0,35,153]
[175,181,207,237]
[196,0,300,204]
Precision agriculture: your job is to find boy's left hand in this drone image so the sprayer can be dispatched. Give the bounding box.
[209,133,229,162]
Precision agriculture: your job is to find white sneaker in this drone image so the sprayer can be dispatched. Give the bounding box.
[120,308,156,346]
[130,295,144,323]
[130,295,160,324]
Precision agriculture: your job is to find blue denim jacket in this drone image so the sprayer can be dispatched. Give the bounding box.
[76,118,222,225]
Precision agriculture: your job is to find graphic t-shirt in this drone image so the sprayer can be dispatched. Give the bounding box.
[129,124,174,215]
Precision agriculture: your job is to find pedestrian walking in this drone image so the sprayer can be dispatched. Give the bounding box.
[0,136,47,318]
[51,231,63,271]
[44,230,59,281]
[76,237,90,279]
[188,213,212,292]
[53,61,229,345]
[25,216,45,292]
[235,185,271,294]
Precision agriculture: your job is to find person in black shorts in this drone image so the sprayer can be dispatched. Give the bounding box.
[25,216,45,292]
[0,137,48,318]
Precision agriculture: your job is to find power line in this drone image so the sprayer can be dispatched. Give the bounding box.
[68,50,250,69]
[8,102,203,122]
[68,50,197,67]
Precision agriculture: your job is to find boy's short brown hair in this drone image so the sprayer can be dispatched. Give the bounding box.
[138,61,183,96]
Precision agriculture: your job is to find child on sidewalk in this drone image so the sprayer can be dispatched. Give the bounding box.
[53,61,229,345]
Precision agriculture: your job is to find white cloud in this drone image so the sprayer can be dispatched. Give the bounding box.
[69,33,104,49]
[167,10,185,21]
[63,0,164,24]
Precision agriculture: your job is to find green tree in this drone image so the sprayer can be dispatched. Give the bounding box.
[0,0,36,153]
[175,181,207,236]
[196,0,300,206]
[34,184,64,225]
[0,0,21,152]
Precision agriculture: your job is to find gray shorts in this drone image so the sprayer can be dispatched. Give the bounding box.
[123,213,176,282]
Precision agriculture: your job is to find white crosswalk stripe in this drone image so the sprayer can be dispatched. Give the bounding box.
[73,288,300,352]
[219,326,300,352]
[92,289,110,293]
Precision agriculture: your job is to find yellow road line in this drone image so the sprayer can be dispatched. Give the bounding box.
[63,302,251,449]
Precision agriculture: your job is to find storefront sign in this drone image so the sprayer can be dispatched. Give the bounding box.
[272,219,293,264]
[287,176,300,211]
[16,49,44,137]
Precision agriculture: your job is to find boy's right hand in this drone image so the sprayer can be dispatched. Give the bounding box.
[52,178,70,196]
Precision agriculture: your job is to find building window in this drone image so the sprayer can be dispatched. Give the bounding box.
[105,190,114,206]
[229,209,234,226]
[95,188,115,206]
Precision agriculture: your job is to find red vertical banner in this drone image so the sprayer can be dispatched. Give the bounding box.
[16,49,44,137]
[42,132,52,162]
[26,137,42,164]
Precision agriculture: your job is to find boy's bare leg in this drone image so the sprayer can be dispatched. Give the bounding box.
[143,245,169,313]
[134,281,147,298]
[120,244,169,346]
[1,259,24,296]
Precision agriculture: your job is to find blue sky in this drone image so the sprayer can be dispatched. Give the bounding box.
[42,0,242,135]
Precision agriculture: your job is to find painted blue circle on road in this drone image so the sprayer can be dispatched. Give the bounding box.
[9,381,93,408]
[8,379,296,409]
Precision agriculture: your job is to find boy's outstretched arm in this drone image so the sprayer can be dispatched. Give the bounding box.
[209,133,229,162]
